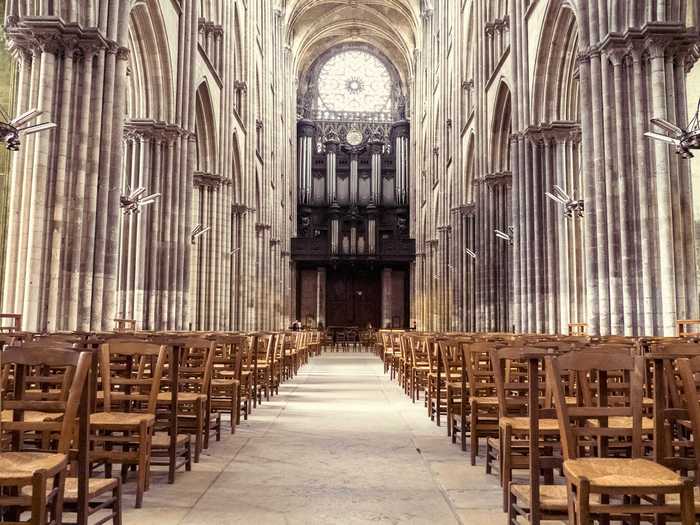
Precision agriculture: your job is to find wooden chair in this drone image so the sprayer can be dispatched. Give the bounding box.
[568,323,588,336]
[0,313,22,333]
[0,345,120,525]
[547,351,694,524]
[254,334,275,402]
[238,335,256,419]
[437,338,464,440]
[380,332,396,377]
[210,335,246,432]
[156,338,217,462]
[668,355,700,517]
[410,335,430,403]
[490,346,561,511]
[113,320,137,333]
[91,341,166,508]
[425,336,445,424]
[678,320,700,337]
[461,342,501,465]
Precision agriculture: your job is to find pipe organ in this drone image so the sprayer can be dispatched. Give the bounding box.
[292,117,415,329]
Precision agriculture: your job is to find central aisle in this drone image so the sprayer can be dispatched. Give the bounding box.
[124,353,502,525]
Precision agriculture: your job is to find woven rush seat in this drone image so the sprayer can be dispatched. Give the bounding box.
[564,458,684,490]
[212,378,239,386]
[510,484,568,512]
[156,392,206,403]
[151,433,191,448]
[470,396,499,405]
[0,452,67,484]
[1,409,62,423]
[586,416,655,432]
[22,477,119,502]
[499,417,560,432]
[90,411,155,427]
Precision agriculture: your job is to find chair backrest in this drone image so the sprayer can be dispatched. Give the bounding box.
[462,342,500,401]
[437,338,462,378]
[212,335,246,381]
[546,351,644,461]
[256,333,274,362]
[678,319,700,337]
[99,341,166,414]
[174,337,217,395]
[2,345,90,453]
[491,346,546,418]
[676,356,700,484]
[0,313,22,333]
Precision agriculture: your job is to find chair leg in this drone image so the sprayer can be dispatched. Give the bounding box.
[113,479,123,525]
[33,471,50,525]
[470,411,478,466]
[185,439,192,471]
[680,481,695,525]
[194,405,203,462]
[203,400,211,450]
[135,425,148,508]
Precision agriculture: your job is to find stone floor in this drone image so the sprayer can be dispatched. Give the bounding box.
[120,352,504,524]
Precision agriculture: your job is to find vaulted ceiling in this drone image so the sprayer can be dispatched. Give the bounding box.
[282,0,421,86]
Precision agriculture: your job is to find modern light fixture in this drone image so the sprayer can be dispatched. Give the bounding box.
[645,100,700,159]
[465,248,477,260]
[227,247,240,255]
[120,186,161,215]
[545,184,584,219]
[0,106,56,151]
[191,224,211,243]
[494,226,513,244]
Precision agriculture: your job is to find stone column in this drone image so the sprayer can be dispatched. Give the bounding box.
[316,267,326,328]
[382,268,393,329]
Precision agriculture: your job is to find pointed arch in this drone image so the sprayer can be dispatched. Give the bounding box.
[464,131,475,203]
[126,0,175,122]
[230,131,242,204]
[491,81,512,173]
[532,0,580,123]
[195,81,218,174]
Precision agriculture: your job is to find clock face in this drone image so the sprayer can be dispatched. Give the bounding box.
[346,129,363,146]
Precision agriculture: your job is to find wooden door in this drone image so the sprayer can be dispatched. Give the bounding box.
[326,267,381,329]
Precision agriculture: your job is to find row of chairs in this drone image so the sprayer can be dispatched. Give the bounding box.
[0,324,321,524]
[379,329,700,525]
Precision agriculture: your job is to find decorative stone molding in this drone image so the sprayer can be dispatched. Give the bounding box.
[194,172,224,188]
[4,18,118,58]
[231,204,249,215]
[460,204,476,217]
[485,171,512,188]
[124,120,190,144]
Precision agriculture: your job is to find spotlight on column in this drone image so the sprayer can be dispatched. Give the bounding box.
[191,224,211,244]
[465,248,477,260]
[0,106,57,151]
[227,247,241,255]
[644,99,700,159]
[545,185,584,219]
[120,186,161,215]
[494,227,513,245]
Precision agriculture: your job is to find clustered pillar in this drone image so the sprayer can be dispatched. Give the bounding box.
[3,1,131,332]
[574,2,700,336]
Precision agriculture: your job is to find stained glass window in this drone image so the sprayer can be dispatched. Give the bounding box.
[317,50,392,114]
